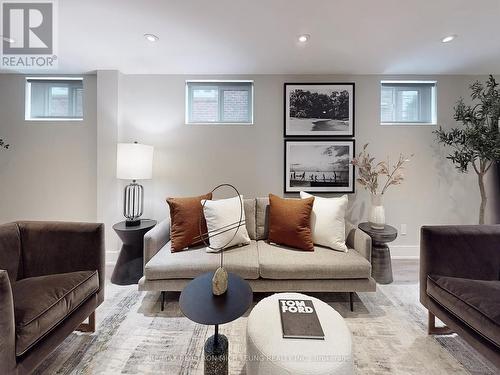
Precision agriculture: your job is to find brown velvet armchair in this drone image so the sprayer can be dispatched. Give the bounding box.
[0,221,105,375]
[420,225,500,369]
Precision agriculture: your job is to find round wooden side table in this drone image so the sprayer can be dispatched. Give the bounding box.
[111,219,157,285]
[358,222,398,284]
[179,272,253,375]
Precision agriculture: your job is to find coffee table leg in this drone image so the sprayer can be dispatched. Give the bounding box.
[204,324,228,375]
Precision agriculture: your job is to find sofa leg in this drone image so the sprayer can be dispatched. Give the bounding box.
[77,311,96,333]
[349,292,354,312]
[161,291,166,311]
[428,311,453,335]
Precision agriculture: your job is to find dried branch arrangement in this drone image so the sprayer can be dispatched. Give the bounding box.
[351,143,413,195]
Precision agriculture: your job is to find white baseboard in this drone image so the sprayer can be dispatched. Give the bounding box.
[106,250,119,264]
[390,245,419,259]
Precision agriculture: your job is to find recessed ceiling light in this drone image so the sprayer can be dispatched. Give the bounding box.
[0,35,15,43]
[144,33,159,42]
[441,35,456,43]
[298,34,310,43]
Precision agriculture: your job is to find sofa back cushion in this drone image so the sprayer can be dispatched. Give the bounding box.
[244,198,257,240]
[0,223,22,283]
[420,225,500,282]
[256,197,270,240]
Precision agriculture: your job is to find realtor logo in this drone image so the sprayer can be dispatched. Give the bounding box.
[1,0,57,69]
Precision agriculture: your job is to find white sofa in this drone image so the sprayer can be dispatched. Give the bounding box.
[138,198,376,311]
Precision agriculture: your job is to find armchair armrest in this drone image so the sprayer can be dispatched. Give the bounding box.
[17,221,105,301]
[346,221,372,262]
[420,225,500,305]
[144,218,170,268]
[0,270,16,375]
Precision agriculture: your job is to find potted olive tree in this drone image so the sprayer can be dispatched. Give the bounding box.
[434,75,500,224]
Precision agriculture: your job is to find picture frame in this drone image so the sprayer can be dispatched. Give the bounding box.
[284,83,355,137]
[284,139,355,193]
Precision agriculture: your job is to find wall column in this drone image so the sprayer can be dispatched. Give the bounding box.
[97,70,122,261]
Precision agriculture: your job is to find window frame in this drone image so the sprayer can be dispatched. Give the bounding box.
[380,80,437,126]
[25,77,84,121]
[185,80,254,125]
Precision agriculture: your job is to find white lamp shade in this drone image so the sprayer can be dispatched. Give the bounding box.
[117,143,154,180]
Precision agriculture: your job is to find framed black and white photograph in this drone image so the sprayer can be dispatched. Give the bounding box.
[284,140,355,193]
[284,83,355,137]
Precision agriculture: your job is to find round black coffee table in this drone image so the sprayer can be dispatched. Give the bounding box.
[111,219,156,285]
[358,222,398,284]
[179,272,253,375]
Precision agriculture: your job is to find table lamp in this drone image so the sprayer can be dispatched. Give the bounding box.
[116,142,154,226]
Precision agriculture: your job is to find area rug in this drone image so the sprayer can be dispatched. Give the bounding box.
[34,281,497,374]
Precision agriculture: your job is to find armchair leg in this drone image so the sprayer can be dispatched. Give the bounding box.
[349,292,354,312]
[77,311,96,333]
[161,291,166,311]
[428,311,453,335]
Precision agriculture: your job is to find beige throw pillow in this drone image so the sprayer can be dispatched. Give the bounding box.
[202,195,250,252]
[300,192,348,252]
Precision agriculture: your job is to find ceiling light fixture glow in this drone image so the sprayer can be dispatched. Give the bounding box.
[441,35,456,43]
[298,34,310,43]
[144,33,159,42]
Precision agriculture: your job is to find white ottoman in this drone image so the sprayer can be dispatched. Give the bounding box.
[246,293,353,375]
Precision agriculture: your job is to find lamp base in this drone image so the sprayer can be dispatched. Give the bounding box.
[123,181,144,227]
[125,219,141,227]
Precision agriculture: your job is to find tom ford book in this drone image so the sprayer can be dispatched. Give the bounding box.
[279,299,325,340]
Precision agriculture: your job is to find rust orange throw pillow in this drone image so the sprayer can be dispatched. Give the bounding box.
[268,193,315,251]
[167,193,212,252]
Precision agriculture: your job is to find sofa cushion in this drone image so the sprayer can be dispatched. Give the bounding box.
[145,240,260,280]
[244,198,256,240]
[257,241,371,279]
[256,197,270,240]
[427,275,500,347]
[12,270,99,356]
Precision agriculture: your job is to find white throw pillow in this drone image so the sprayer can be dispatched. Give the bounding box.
[300,192,348,252]
[202,195,250,252]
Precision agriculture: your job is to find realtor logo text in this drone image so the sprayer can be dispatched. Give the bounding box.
[1,0,57,69]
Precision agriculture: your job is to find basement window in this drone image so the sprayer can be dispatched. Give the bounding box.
[380,81,437,125]
[186,81,254,124]
[25,77,84,121]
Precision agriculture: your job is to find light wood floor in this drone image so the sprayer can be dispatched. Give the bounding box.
[392,259,419,284]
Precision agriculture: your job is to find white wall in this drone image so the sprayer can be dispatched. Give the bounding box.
[0,74,97,223]
[110,73,499,258]
[1,72,497,261]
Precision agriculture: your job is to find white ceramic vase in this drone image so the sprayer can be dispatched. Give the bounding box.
[369,193,386,230]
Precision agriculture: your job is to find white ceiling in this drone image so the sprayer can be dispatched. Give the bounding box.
[3,0,500,75]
